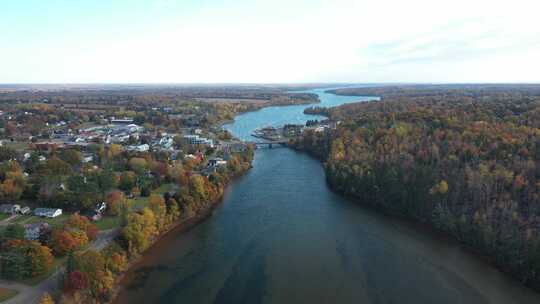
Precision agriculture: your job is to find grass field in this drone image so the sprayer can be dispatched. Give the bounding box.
[154,183,179,194]
[12,213,71,228]
[0,288,18,302]
[129,196,150,211]
[95,215,122,230]
[0,213,11,221]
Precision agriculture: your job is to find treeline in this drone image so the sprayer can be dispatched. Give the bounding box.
[303,106,329,116]
[0,86,318,106]
[292,86,540,289]
[58,148,253,303]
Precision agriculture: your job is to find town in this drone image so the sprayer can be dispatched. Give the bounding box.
[0,86,308,303]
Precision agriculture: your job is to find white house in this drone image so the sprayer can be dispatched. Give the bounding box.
[126,144,149,152]
[0,204,21,214]
[34,208,63,218]
[95,202,106,213]
[208,158,227,167]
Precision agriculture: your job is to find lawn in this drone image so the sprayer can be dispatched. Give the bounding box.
[2,141,29,151]
[129,196,150,211]
[12,213,71,228]
[0,288,18,302]
[154,183,179,194]
[95,215,122,230]
[0,213,11,221]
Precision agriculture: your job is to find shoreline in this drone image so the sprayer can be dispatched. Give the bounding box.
[109,201,216,304]
[109,158,253,304]
[290,142,540,295]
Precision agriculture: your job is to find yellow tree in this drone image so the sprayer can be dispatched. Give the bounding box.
[39,292,55,304]
[149,194,167,232]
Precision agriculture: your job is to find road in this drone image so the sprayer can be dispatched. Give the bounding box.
[0,228,120,304]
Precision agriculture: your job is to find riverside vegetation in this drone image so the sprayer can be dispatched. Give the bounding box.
[292,85,540,290]
[0,85,261,303]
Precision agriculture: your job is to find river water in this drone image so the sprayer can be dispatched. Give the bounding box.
[115,88,540,304]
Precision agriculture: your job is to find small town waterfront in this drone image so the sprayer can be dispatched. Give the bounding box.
[114,88,540,304]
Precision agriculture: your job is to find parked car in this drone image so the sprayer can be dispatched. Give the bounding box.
[19,206,31,215]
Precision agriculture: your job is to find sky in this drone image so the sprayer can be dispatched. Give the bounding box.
[1,0,539,83]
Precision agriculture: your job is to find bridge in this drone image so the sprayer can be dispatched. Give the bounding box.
[247,140,288,149]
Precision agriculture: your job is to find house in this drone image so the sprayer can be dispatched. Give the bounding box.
[126,144,149,152]
[0,204,21,214]
[24,223,50,241]
[19,206,31,215]
[183,135,214,147]
[82,154,93,163]
[95,202,106,213]
[34,208,63,218]
[208,158,227,167]
[111,118,134,124]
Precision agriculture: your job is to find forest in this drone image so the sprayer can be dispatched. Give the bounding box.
[292,85,540,289]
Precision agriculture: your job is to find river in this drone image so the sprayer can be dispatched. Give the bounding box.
[114,88,540,304]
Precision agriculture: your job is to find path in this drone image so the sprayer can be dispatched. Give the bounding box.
[0,215,19,226]
[0,228,120,304]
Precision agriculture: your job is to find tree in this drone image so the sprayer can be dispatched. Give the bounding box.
[107,252,128,274]
[109,144,123,158]
[0,178,23,200]
[63,271,88,293]
[0,146,17,162]
[149,194,167,231]
[0,240,53,279]
[39,292,55,304]
[167,198,181,224]
[106,190,127,216]
[64,214,98,241]
[189,175,207,202]
[122,208,157,256]
[50,229,88,256]
[129,157,148,174]
[61,150,82,166]
[119,171,136,192]
[27,242,54,277]
[42,157,72,176]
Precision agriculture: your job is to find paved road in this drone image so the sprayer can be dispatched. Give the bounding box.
[1,228,120,304]
[0,214,19,226]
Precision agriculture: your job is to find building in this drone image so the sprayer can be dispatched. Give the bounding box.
[208,157,227,167]
[95,202,107,213]
[24,223,50,241]
[183,135,214,147]
[0,204,21,214]
[34,208,63,218]
[111,118,134,124]
[126,144,150,152]
[19,206,31,215]
[82,153,94,163]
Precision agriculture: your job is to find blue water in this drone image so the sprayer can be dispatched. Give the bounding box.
[223,87,377,141]
[115,88,540,304]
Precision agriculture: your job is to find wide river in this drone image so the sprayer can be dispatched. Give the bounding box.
[115,88,540,304]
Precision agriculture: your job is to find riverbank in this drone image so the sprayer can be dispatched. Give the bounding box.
[110,194,219,303]
[111,87,540,304]
[292,86,540,293]
[109,152,254,304]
